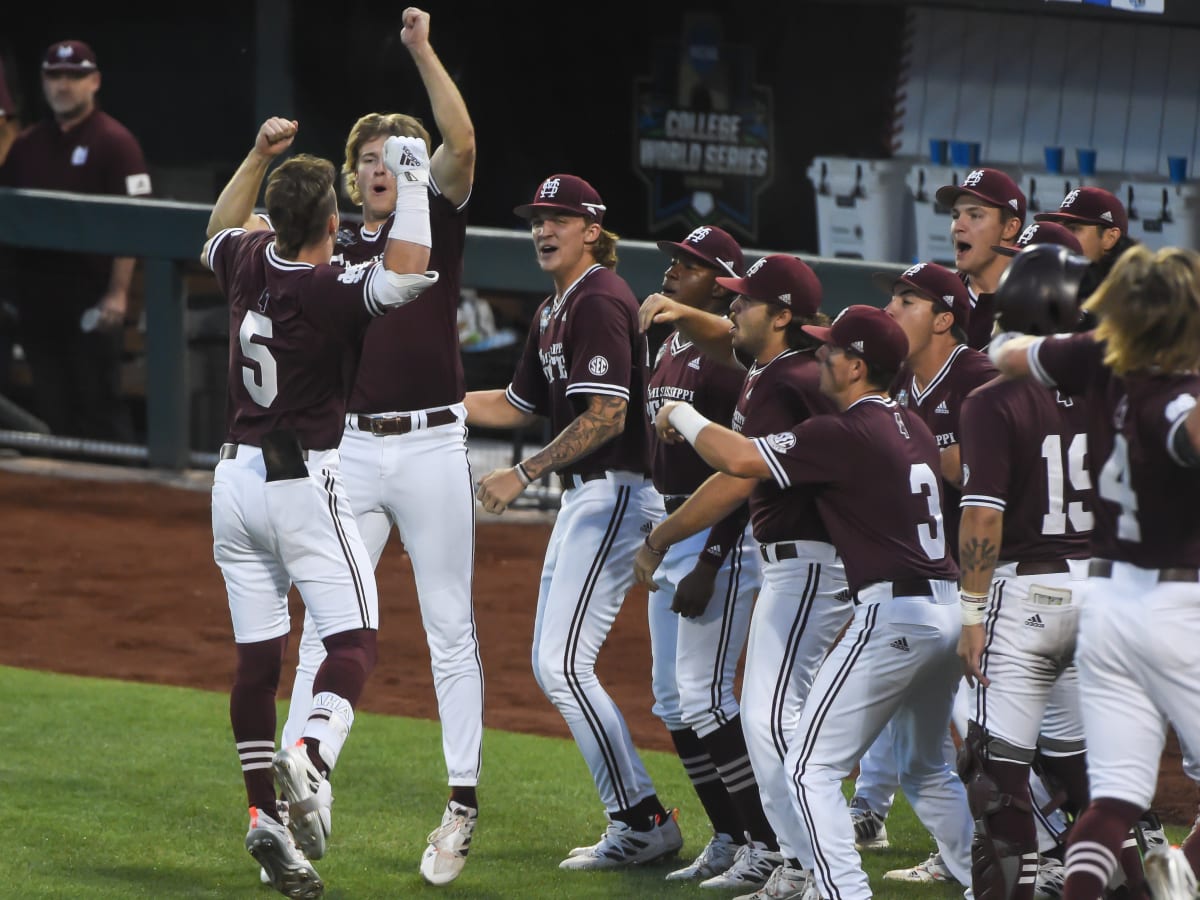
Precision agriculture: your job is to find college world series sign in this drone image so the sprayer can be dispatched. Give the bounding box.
[633,13,775,241]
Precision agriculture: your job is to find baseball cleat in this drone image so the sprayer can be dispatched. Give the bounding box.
[883,851,955,883]
[1144,846,1199,900]
[731,864,819,900]
[273,743,333,861]
[1138,811,1169,854]
[666,832,740,880]
[245,806,324,899]
[699,840,784,889]
[849,797,889,850]
[419,799,478,885]
[559,808,682,870]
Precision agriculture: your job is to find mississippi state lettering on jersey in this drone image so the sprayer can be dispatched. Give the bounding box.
[894,344,998,560]
[959,378,1092,562]
[1031,333,1200,568]
[735,349,837,545]
[646,332,745,495]
[336,184,468,412]
[207,228,383,450]
[755,395,959,592]
[506,264,649,479]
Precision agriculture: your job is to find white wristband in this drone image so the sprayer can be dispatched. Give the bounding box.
[388,178,432,248]
[668,404,712,444]
[987,330,1021,367]
[960,595,988,626]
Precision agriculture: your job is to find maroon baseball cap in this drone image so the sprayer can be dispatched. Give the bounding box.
[934,167,1026,223]
[716,254,822,314]
[992,221,1084,258]
[43,40,98,73]
[803,304,909,372]
[514,174,606,223]
[656,225,744,277]
[1034,186,1128,235]
[871,261,971,332]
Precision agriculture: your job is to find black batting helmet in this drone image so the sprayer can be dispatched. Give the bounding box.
[994,244,1092,336]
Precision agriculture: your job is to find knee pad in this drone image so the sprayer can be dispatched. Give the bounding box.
[960,722,1039,900]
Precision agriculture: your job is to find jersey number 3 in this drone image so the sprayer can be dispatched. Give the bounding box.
[910,462,946,560]
[239,311,279,408]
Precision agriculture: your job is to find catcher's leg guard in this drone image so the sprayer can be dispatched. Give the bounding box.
[958,721,1040,900]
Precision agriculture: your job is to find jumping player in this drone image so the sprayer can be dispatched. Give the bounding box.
[278,8,484,885]
[990,245,1200,900]
[656,305,975,900]
[465,173,682,870]
[636,254,849,893]
[203,123,437,898]
[638,227,780,890]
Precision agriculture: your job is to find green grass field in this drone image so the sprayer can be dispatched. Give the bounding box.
[0,666,1186,898]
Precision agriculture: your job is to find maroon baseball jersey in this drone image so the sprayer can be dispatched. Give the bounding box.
[895,344,998,560]
[734,349,838,545]
[754,395,960,592]
[647,332,745,494]
[207,228,388,451]
[506,264,649,479]
[1032,333,1200,568]
[0,109,151,332]
[959,378,1092,562]
[334,186,467,412]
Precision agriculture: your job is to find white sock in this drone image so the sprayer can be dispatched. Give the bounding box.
[303,691,355,773]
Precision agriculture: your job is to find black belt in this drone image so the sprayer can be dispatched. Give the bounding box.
[1089,559,1199,583]
[353,408,457,435]
[219,443,309,461]
[663,494,689,515]
[560,471,607,491]
[1015,559,1072,576]
[856,577,934,599]
[760,541,800,563]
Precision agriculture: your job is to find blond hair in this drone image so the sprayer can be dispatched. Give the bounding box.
[342,112,433,206]
[1083,244,1200,375]
[590,226,620,270]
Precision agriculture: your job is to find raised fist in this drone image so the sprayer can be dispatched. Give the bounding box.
[383,135,430,177]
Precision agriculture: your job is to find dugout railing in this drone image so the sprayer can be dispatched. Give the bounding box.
[0,186,906,472]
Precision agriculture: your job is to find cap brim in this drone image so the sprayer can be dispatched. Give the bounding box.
[801,324,834,343]
[870,271,904,297]
[42,63,96,72]
[992,244,1018,257]
[1033,211,1109,228]
[512,201,584,220]
[715,274,751,296]
[656,240,722,271]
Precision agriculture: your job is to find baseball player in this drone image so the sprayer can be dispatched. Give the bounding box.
[637,227,781,889]
[275,9,485,885]
[655,305,975,900]
[934,168,1027,351]
[1032,187,1134,270]
[203,124,437,898]
[465,173,682,870]
[990,244,1200,900]
[636,254,849,892]
[955,244,1097,900]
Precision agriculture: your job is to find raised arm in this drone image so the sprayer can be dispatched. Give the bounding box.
[206,117,297,238]
[402,7,475,206]
[640,294,741,367]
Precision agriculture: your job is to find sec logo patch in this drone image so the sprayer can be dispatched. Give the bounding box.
[588,355,610,376]
[766,432,796,452]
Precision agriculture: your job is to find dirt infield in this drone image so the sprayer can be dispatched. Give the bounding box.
[0,464,1194,824]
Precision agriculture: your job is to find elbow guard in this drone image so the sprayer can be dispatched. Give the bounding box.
[370,269,440,312]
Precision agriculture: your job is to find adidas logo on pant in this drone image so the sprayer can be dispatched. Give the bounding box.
[1025,614,1045,628]
[889,637,911,652]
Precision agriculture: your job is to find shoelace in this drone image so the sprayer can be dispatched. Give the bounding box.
[427,811,472,846]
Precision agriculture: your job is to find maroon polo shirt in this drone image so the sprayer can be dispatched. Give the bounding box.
[0,108,151,332]
[507,264,650,479]
[335,180,468,412]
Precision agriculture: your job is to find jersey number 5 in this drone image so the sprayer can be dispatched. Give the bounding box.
[239,311,279,408]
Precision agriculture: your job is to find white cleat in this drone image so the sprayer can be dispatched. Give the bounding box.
[1144,846,1199,900]
[559,809,683,870]
[666,832,740,880]
[849,798,889,850]
[419,800,478,886]
[272,743,333,861]
[883,851,957,883]
[245,806,323,899]
[700,840,784,890]
[732,864,820,900]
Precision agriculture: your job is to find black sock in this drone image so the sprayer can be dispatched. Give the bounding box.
[670,727,744,841]
[612,795,669,831]
[703,716,777,849]
[450,786,478,809]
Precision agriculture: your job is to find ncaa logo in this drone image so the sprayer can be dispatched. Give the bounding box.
[686,226,713,244]
[588,355,610,376]
[963,169,985,187]
[766,431,796,452]
[539,178,562,199]
[1061,189,1080,209]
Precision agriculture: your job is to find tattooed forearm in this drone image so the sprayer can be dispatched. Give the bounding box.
[960,536,999,578]
[523,395,626,479]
